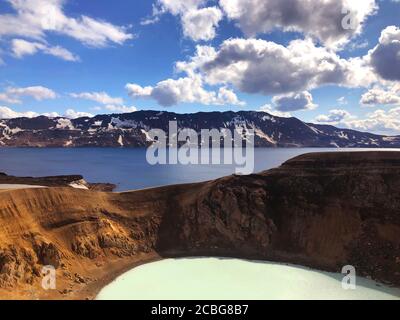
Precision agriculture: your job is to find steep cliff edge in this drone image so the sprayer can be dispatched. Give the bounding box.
[0,151,399,299]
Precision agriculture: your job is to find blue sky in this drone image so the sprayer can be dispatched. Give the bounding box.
[0,0,400,134]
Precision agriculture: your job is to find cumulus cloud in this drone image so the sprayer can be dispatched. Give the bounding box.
[70,92,124,105]
[64,109,93,119]
[219,0,377,49]
[272,91,317,112]
[314,107,400,135]
[360,85,400,106]
[0,106,38,119]
[0,106,100,120]
[259,104,291,118]
[125,84,153,97]
[0,0,133,47]
[126,76,244,107]
[216,87,245,106]
[345,108,400,135]
[42,111,60,118]
[145,0,223,41]
[156,0,205,15]
[0,86,57,104]
[369,26,400,81]
[11,39,79,61]
[195,38,374,96]
[181,7,223,41]
[103,105,137,113]
[315,109,353,124]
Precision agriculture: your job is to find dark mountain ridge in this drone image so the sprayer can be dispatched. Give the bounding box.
[1,110,399,148]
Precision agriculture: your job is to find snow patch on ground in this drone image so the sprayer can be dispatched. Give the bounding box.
[141,129,153,142]
[307,125,323,135]
[255,129,276,145]
[118,135,124,146]
[69,180,89,190]
[337,131,349,140]
[64,140,73,147]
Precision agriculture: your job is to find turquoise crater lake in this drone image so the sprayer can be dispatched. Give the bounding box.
[96,258,400,300]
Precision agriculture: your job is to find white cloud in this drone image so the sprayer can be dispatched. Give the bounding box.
[175,45,217,77]
[156,0,205,15]
[315,109,353,124]
[64,109,93,119]
[344,108,400,135]
[125,84,153,97]
[70,92,124,105]
[0,93,21,104]
[368,26,400,81]
[0,106,93,120]
[0,0,132,62]
[126,76,244,107]
[42,111,60,118]
[103,105,137,113]
[216,87,245,106]
[0,86,57,104]
[194,38,374,96]
[337,96,348,105]
[360,85,400,106]
[259,104,291,118]
[6,86,57,100]
[181,7,223,41]
[272,91,317,112]
[315,106,400,135]
[11,39,79,61]
[146,0,222,41]
[0,0,133,47]
[0,106,38,119]
[219,0,377,49]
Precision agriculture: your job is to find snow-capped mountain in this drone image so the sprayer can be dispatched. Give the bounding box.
[0,110,399,148]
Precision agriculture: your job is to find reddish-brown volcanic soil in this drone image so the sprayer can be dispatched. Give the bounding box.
[0,151,399,300]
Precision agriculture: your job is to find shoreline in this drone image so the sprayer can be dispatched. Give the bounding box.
[70,253,163,300]
[96,257,400,300]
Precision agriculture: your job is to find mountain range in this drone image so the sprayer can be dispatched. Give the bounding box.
[0,110,399,148]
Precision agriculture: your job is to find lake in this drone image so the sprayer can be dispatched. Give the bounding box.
[1,148,399,191]
[96,258,400,300]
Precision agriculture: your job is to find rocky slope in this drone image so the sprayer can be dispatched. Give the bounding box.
[1,110,400,148]
[0,151,399,299]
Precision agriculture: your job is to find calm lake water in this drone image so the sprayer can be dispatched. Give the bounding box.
[96,258,400,300]
[1,148,399,191]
